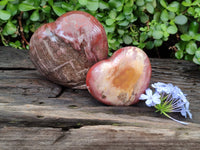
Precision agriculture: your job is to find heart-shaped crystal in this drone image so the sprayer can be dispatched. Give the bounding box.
[86,46,151,106]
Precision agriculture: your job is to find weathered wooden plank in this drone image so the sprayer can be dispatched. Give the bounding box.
[0,46,200,128]
[0,125,200,150]
[0,94,196,129]
[0,47,62,97]
[1,46,200,149]
[0,127,63,150]
[0,46,34,69]
[0,70,62,97]
[54,125,200,150]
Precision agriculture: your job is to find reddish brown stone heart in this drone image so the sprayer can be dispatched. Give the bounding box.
[86,46,151,106]
[29,11,108,89]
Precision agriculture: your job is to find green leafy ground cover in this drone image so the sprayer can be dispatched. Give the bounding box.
[0,0,200,65]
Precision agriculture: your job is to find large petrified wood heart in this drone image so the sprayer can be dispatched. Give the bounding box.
[29,11,108,89]
[86,46,151,106]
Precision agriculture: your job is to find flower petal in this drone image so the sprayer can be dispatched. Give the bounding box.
[152,82,166,89]
[181,108,187,118]
[139,94,148,100]
[185,102,192,119]
[154,92,161,99]
[153,98,161,104]
[146,88,152,96]
[145,99,153,107]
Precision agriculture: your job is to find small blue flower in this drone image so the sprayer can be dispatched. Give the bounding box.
[139,88,161,107]
[140,82,192,125]
[152,83,187,102]
[180,102,192,119]
[152,82,174,94]
[172,86,187,102]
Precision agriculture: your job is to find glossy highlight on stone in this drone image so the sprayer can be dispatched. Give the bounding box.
[29,11,108,89]
[86,46,151,106]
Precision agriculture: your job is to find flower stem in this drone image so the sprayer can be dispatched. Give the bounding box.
[0,29,8,46]
[162,112,188,125]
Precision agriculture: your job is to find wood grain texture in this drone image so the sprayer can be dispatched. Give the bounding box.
[0,46,200,149]
[0,125,200,150]
[0,70,62,97]
[0,46,34,69]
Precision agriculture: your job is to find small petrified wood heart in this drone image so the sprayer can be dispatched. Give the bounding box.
[29,11,108,89]
[86,46,151,106]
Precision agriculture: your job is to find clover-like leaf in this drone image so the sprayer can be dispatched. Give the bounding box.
[3,21,17,35]
[194,34,200,41]
[118,20,129,26]
[48,0,53,6]
[167,25,178,34]
[116,13,125,21]
[6,3,18,16]
[168,12,175,19]
[123,5,133,15]
[153,12,160,21]
[42,5,51,13]
[52,6,65,16]
[19,3,36,11]
[187,7,195,15]
[146,3,154,14]
[104,25,115,33]
[126,13,136,22]
[160,0,167,8]
[175,42,186,51]
[126,0,134,7]
[160,10,169,22]
[123,35,132,44]
[133,40,139,46]
[108,0,123,9]
[99,0,109,10]
[175,50,184,59]
[146,41,154,49]
[0,0,8,9]
[95,13,104,19]
[195,50,200,59]
[182,1,192,7]
[167,1,179,12]
[86,0,99,11]
[62,3,73,11]
[78,0,87,5]
[109,10,117,19]
[180,34,192,41]
[186,41,197,55]
[193,52,200,65]
[154,39,163,47]
[136,0,145,6]
[175,15,188,25]
[105,18,115,26]
[9,41,22,49]
[30,10,40,21]
[117,29,124,35]
[153,31,163,39]
[140,32,148,42]
[116,5,123,12]
[0,10,11,20]
[184,54,193,61]
[140,13,149,23]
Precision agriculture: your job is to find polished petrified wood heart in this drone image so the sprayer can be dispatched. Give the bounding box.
[86,46,151,106]
[29,11,108,89]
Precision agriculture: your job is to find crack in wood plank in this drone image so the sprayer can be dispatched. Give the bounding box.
[52,133,66,145]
